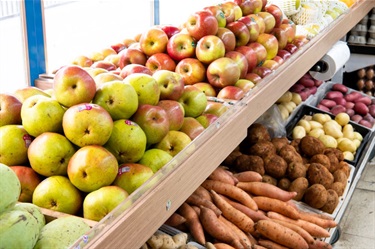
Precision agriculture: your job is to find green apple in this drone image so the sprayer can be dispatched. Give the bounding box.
[0,93,22,126]
[94,72,123,88]
[104,119,147,163]
[196,113,219,128]
[67,145,118,193]
[204,101,229,117]
[33,216,91,249]
[28,132,76,177]
[53,65,97,107]
[13,86,50,103]
[179,117,205,140]
[154,130,192,157]
[131,104,170,145]
[83,185,129,221]
[0,163,21,213]
[21,95,66,137]
[0,125,32,166]
[10,166,42,203]
[178,85,208,118]
[32,175,82,215]
[13,202,46,231]
[123,73,160,105]
[62,103,113,147]
[157,100,185,131]
[92,80,139,120]
[138,148,173,173]
[113,163,154,194]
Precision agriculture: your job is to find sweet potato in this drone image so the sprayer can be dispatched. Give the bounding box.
[298,209,337,229]
[253,196,300,220]
[308,239,333,249]
[219,215,252,249]
[237,181,297,202]
[202,179,258,211]
[252,245,268,249]
[234,171,263,182]
[270,218,315,245]
[209,166,237,185]
[258,239,289,249]
[255,220,309,249]
[199,206,240,247]
[178,202,206,245]
[211,190,255,234]
[193,185,212,202]
[164,213,186,227]
[212,243,236,249]
[185,193,221,217]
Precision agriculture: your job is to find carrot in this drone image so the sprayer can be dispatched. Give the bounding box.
[255,220,309,249]
[212,243,236,249]
[220,194,269,222]
[219,215,252,249]
[270,218,315,245]
[234,171,263,182]
[298,210,337,229]
[202,179,258,211]
[258,239,289,249]
[252,196,300,220]
[211,190,255,234]
[237,181,297,202]
[199,205,240,247]
[178,202,206,245]
[193,185,212,202]
[308,239,333,249]
[164,212,186,227]
[266,211,330,238]
[208,166,238,185]
[186,193,222,217]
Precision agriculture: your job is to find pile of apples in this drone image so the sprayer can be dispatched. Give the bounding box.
[0,0,313,224]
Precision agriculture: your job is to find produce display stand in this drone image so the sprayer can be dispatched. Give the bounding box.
[32,1,373,248]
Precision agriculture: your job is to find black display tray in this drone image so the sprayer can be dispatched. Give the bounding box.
[285,104,371,166]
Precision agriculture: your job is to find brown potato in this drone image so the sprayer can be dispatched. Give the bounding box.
[288,177,309,201]
[279,145,303,164]
[303,184,328,209]
[324,152,340,173]
[245,123,271,146]
[271,137,289,153]
[329,181,346,197]
[309,154,331,171]
[299,136,325,157]
[248,141,276,158]
[286,162,307,180]
[222,150,242,167]
[233,154,265,175]
[262,175,278,186]
[306,163,334,189]
[263,154,288,179]
[290,138,301,153]
[277,178,291,191]
[333,169,348,187]
[324,148,344,161]
[321,189,339,214]
[337,161,351,177]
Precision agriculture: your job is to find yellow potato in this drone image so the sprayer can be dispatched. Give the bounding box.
[324,120,343,139]
[297,119,311,133]
[319,134,338,148]
[308,128,325,138]
[277,91,293,103]
[278,104,289,120]
[353,139,361,149]
[343,151,354,161]
[293,125,306,139]
[353,131,363,141]
[342,124,354,133]
[312,113,331,124]
[309,120,324,130]
[335,113,350,126]
[343,129,354,140]
[291,92,302,105]
[337,138,357,153]
[280,102,295,113]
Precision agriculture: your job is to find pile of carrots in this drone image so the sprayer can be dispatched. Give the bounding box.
[165,167,337,249]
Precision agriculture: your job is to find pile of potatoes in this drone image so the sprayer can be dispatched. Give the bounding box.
[223,123,352,214]
[276,90,302,121]
[291,110,365,161]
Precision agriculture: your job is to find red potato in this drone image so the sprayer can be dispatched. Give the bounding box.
[299,89,311,101]
[330,105,346,115]
[299,78,315,88]
[314,80,324,87]
[369,105,375,117]
[354,96,372,106]
[236,181,297,202]
[345,91,363,102]
[290,84,305,93]
[317,104,330,112]
[359,119,373,128]
[353,102,369,116]
[310,86,318,95]
[319,99,336,108]
[332,97,346,106]
[331,83,348,93]
[346,108,355,117]
[345,101,355,109]
[351,114,363,123]
[325,91,344,100]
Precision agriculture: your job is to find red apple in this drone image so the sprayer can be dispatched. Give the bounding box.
[90,60,117,72]
[256,33,279,60]
[10,166,42,202]
[262,59,280,70]
[157,100,185,131]
[71,55,93,68]
[226,21,250,47]
[272,27,288,50]
[118,48,147,69]
[272,55,284,65]
[0,93,22,126]
[235,45,258,73]
[216,27,236,53]
[119,64,153,79]
[111,42,126,54]
[292,36,309,48]
[206,57,241,88]
[179,117,205,140]
[257,11,276,33]
[245,72,262,83]
[247,14,265,34]
[153,70,184,100]
[252,66,273,78]
[145,53,176,73]
[167,33,196,61]
[204,101,229,117]
[284,43,298,54]
[139,27,169,56]
[216,85,245,100]
[280,22,296,43]
[234,0,263,15]
[247,42,267,66]
[237,15,260,42]
[193,82,217,97]
[225,51,249,79]
[196,113,219,128]
[203,5,227,28]
[265,4,283,28]
[160,25,180,38]
[175,58,206,85]
[220,1,243,24]
[186,10,219,41]
[196,35,226,65]
[277,49,292,60]
[234,79,255,92]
